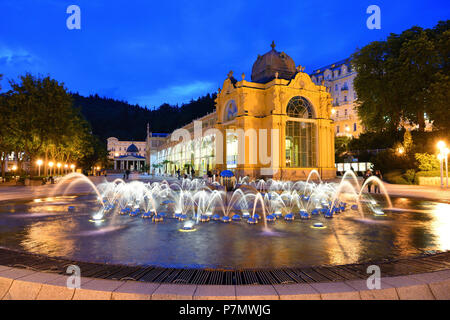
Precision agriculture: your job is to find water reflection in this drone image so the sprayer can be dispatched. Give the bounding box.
[0,195,448,269]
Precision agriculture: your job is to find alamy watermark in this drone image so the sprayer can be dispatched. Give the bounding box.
[366,265,381,289]
[66,264,81,289]
[171,120,281,175]
[66,5,81,30]
[366,5,381,30]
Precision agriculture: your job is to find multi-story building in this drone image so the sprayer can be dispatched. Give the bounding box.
[106,124,167,171]
[310,58,363,138]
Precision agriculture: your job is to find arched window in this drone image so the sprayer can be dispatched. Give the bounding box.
[285,96,317,168]
[286,96,314,118]
[224,100,238,121]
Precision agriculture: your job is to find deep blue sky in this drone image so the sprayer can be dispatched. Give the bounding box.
[0,0,448,108]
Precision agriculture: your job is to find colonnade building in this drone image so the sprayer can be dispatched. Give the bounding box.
[151,42,336,180]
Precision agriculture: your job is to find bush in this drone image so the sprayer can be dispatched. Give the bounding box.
[415,170,441,177]
[384,170,417,185]
[384,171,409,184]
[414,153,440,171]
[403,169,416,184]
[371,149,413,173]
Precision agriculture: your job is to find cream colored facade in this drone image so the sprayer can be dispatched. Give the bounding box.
[153,42,336,180]
[310,58,363,138]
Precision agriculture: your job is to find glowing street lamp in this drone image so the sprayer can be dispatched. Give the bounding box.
[444,147,449,188]
[57,163,62,176]
[70,164,75,173]
[437,141,446,188]
[36,159,43,176]
[12,165,17,173]
[64,164,68,175]
[48,162,54,176]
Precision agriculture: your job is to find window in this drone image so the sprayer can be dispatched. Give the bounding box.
[353,123,357,131]
[285,96,316,168]
[335,84,338,91]
[344,96,347,102]
[285,122,316,168]
[286,96,314,118]
[344,109,348,116]
[336,125,340,133]
[336,110,339,117]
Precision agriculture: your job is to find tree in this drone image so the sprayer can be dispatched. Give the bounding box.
[352,21,450,132]
[1,74,107,176]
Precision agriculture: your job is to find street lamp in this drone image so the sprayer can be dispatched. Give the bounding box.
[36,159,43,176]
[48,162,54,176]
[70,164,75,173]
[437,141,447,188]
[444,147,449,188]
[64,164,68,175]
[12,165,17,173]
[57,163,61,176]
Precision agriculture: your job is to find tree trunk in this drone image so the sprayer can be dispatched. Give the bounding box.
[417,110,425,132]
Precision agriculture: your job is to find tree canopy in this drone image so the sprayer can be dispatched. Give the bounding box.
[72,92,217,142]
[352,20,450,132]
[0,74,105,176]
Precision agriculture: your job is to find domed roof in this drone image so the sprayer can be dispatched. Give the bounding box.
[251,41,297,84]
[126,144,139,153]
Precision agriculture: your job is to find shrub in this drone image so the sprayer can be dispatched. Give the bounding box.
[414,153,440,171]
[403,169,416,184]
[384,171,409,184]
[415,170,441,177]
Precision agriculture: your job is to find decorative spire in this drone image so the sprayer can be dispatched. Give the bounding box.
[270,40,276,50]
[227,70,234,78]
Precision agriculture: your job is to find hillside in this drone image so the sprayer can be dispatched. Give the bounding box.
[72,93,217,142]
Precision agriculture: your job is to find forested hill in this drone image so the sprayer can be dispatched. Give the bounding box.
[72,93,216,142]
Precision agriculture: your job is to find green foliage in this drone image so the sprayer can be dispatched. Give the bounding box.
[0,74,106,174]
[352,20,450,132]
[415,170,441,177]
[335,136,352,158]
[371,149,413,173]
[403,130,413,152]
[384,170,416,185]
[348,130,403,151]
[403,169,416,184]
[414,153,440,171]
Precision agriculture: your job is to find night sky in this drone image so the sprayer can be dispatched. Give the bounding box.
[0,0,448,108]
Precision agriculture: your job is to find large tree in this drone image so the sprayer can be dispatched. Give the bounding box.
[352,20,450,132]
[0,74,103,176]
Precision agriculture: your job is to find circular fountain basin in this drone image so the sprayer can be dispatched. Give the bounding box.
[0,192,449,270]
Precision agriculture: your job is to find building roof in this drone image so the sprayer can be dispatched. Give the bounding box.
[251,41,297,83]
[126,144,139,153]
[151,133,169,138]
[115,154,145,159]
[311,57,352,76]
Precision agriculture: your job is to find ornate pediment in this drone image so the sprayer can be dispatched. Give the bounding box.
[289,72,316,91]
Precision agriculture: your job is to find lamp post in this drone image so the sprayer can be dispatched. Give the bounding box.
[70,164,75,173]
[437,141,446,188]
[57,163,61,176]
[48,162,54,176]
[36,159,43,176]
[444,148,449,188]
[64,164,68,175]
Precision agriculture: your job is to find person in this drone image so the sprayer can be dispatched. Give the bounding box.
[125,169,130,180]
[177,169,181,180]
[191,168,195,178]
[363,170,373,193]
[373,170,383,193]
[207,170,212,183]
